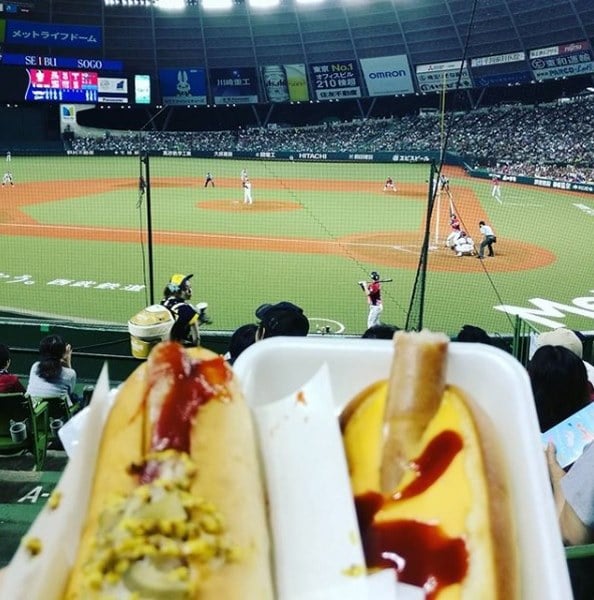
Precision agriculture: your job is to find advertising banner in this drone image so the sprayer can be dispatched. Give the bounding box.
[0,52,123,71]
[210,67,258,104]
[529,40,594,80]
[415,60,473,92]
[261,64,309,103]
[359,55,414,96]
[134,74,151,104]
[25,68,98,102]
[5,19,101,49]
[98,77,128,103]
[285,64,309,101]
[159,67,206,105]
[309,61,362,100]
[470,51,533,87]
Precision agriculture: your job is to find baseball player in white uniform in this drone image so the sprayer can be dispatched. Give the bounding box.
[243,179,253,205]
[2,171,14,186]
[491,177,502,204]
[453,232,475,256]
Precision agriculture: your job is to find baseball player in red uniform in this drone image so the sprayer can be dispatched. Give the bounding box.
[359,271,383,328]
[446,213,462,248]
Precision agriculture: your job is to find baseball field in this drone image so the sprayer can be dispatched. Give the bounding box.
[1,154,593,337]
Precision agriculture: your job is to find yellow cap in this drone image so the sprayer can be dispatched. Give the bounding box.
[169,274,193,288]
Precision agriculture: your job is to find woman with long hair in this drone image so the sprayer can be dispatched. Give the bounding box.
[26,334,78,406]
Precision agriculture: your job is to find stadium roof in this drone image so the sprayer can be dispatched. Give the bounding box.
[25,0,594,73]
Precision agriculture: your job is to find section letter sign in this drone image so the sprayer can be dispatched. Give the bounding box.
[529,40,594,80]
[415,60,473,93]
[262,64,309,103]
[309,61,362,100]
[5,19,101,49]
[470,52,533,87]
[359,55,414,96]
[210,67,258,104]
[159,68,206,105]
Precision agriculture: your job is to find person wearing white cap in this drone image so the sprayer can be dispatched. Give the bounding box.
[535,328,594,395]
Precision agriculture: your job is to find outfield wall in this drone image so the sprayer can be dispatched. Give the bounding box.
[6,135,594,191]
[469,169,594,195]
[32,146,594,195]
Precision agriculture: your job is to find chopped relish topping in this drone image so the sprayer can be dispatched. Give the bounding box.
[48,490,62,510]
[80,450,237,599]
[24,537,42,557]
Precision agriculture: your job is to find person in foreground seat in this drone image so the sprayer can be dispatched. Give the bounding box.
[26,334,79,406]
[0,344,25,393]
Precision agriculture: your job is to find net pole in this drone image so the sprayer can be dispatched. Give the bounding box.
[434,184,441,246]
[141,152,155,306]
[439,72,447,161]
[434,72,447,246]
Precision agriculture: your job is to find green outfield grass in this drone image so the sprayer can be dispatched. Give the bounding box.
[1,155,594,337]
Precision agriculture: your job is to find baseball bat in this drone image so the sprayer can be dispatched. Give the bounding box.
[357,279,393,286]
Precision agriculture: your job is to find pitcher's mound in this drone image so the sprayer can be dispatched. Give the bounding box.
[199,200,301,212]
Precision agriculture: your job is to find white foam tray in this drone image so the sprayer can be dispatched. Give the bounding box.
[233,336,573,600]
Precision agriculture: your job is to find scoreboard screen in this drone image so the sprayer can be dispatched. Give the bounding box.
[25,68,98,102]
[0,66,156,104]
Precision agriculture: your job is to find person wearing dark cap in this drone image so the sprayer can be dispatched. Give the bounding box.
[456,324,493,345]
[226,323,259,365]
[361,324,400,340]
[0,344,25,393]
[160,273,208,346]
[477,220,496,259]
[255,301,309,339]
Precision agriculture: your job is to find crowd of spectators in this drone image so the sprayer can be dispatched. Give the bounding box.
[69,94,594,183]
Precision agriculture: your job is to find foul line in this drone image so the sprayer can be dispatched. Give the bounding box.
[0,221,422,251]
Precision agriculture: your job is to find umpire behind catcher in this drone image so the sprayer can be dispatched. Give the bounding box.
[161,273,209,346]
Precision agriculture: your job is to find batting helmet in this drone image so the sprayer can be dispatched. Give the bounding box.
[167,273,193,294]
[371,271,380,281]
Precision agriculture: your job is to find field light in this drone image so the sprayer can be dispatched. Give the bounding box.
[248,0,279,7]
[202,0,232,8]
[155,0,185,8]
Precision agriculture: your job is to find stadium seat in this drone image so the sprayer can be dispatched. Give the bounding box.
[27,394,81,449]
[0,393,49,471]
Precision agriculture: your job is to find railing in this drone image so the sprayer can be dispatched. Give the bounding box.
[511,316,541,367]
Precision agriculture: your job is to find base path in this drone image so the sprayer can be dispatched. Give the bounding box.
[0,176,555,273]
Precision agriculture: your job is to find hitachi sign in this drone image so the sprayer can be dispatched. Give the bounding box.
[369,70,406,79]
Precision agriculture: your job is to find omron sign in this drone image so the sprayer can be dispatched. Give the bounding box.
[360,55,414,96]
[369,70,407,79]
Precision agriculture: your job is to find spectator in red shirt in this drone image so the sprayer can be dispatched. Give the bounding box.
[0,344,25,393]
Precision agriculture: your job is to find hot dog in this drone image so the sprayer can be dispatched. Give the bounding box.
[341,330,519,600]
[64,341,273,599]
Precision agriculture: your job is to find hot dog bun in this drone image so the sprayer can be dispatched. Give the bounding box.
[64,341,273,599]
[341,331,518,600]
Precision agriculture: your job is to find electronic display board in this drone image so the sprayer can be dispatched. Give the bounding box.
[25,68,98,102]
[0,66,155,104]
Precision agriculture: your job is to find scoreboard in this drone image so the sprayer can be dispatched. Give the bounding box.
[25,69,98,102]
[0,66,152,104]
